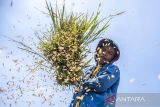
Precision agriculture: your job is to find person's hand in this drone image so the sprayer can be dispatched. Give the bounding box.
[74,86,80,92]
[76,95,84,100]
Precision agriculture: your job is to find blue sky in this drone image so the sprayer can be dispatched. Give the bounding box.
[0,0,160,107]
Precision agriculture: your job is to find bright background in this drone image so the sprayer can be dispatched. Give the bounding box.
[0,0,160,107]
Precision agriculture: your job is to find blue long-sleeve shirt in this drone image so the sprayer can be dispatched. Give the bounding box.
[69,63,120,107]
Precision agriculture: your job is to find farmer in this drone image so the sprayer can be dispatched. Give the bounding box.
[69,38,120,107]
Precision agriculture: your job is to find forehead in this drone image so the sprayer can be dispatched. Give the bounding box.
[102,45,115,51]
[96,46,116,55]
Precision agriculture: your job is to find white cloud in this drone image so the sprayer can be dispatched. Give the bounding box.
[129,78,135,84]
[158,74,160,80]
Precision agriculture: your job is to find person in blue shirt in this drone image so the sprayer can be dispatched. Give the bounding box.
[69,38,120,107]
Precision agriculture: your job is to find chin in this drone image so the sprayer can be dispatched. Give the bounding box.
[98,60,107,66]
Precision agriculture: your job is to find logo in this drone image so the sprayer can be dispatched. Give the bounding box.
[106,95,115,104]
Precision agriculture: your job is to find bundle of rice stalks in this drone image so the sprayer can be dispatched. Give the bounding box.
[3,1,124,86]
[36,1,111,85]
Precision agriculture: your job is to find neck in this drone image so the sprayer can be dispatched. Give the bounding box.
[97,61,105,67]
[97,61,110,68]
[98,64,103,68]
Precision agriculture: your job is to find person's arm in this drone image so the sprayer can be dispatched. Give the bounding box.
[73,66,93,93]
[82,65,120,93]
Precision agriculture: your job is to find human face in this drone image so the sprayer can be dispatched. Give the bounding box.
[96,46,115,66]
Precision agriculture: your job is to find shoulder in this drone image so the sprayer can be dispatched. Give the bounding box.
[109,64,120,71]
[105,64,120,75]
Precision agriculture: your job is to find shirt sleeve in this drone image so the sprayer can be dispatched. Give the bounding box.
[73,66,94,92]
[82,65,120,93]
